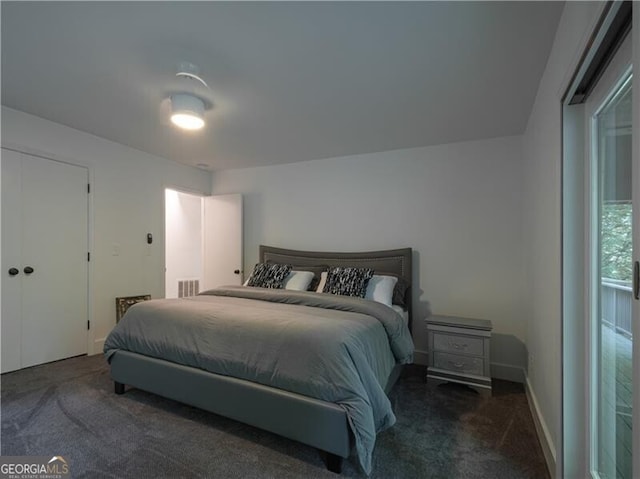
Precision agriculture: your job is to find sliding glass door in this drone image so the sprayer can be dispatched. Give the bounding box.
[586,34,633,479]
[562,5,636,477]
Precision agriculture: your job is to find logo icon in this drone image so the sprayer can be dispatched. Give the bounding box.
[0,456,70,478]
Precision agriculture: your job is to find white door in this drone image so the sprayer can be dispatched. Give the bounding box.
[2,149,24,373]
[1,150,88,372]
[202,194,243,290]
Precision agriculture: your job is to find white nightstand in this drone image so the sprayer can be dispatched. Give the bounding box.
[426,315,492,393]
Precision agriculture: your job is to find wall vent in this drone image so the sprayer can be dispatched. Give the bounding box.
[178,279,200,298]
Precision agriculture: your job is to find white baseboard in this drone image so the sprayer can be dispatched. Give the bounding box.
[525,375,556,478]
[92,337,106,355]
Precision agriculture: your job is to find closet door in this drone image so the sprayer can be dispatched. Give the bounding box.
[1,150,88,372]
[2,149,24,373]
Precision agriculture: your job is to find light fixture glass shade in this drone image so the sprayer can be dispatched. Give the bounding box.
[170,94,205,130]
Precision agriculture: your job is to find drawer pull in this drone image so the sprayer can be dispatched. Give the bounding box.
[449,341,468,350]
[449,361,465,369]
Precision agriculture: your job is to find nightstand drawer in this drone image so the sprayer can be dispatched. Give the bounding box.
[433,332,484,356]
[433,352,484,376]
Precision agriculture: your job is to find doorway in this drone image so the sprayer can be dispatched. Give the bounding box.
[164,188,204,299]
[164,189,243,298]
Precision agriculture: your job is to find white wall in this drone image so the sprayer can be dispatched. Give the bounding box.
[212,135,527,378]
[521,2,605,476]
[1,107,211,353]
[165,189,203,298]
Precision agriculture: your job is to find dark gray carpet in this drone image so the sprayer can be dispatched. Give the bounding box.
[1,355,548,478]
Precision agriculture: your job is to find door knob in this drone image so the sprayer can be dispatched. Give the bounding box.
[23,266,34,275]
[8,268,19,276]
[234,270,240,275]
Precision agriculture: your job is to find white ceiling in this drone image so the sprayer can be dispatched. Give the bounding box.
[1,2,563,171]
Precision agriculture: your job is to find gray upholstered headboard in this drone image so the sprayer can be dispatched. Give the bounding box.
[259,245,413,327]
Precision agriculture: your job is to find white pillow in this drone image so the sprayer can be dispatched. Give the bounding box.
[364,275,398,306]
[282,270,315,291]
[316,271,328,292]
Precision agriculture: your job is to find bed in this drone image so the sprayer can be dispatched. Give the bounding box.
[104,245,413,474]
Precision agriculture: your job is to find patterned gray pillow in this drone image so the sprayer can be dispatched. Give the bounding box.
[247,263,292,289]
[322,266,374,297]
[267,262,328,291]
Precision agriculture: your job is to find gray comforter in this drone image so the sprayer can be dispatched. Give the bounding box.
[104,286,414,473]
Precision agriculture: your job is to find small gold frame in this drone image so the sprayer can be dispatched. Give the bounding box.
[116,295,151,322]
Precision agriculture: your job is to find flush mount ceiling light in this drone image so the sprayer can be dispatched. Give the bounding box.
[170,93,205,130]
[176,61,208,88]
[168,62,210,131]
